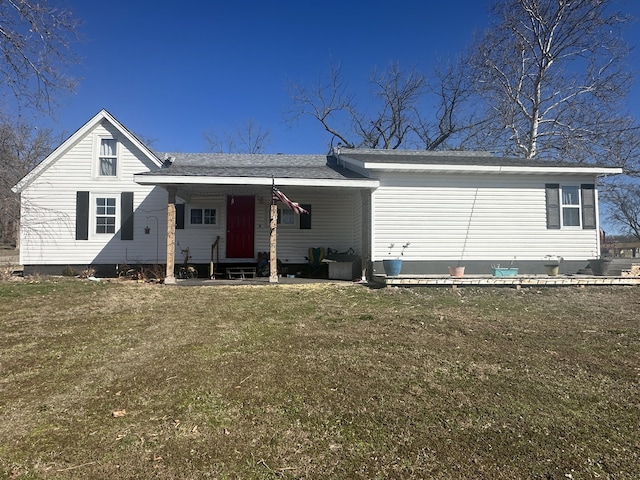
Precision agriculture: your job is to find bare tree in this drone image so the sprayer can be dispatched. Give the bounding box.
[471,0,637,166]
[0,122,54,245]
[414,55,489,151]
[287,61,476,150]
[601,181,640,242]
[0,0,80,116]
[353,64,427,149]
[203,119,271,154]
[287,62,356,148]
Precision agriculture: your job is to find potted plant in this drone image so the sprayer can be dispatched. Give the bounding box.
[449,264,466,277]
[383,242,410,276]
[588,256,613,276]
[544,255,563,276]
[492,257,518,276]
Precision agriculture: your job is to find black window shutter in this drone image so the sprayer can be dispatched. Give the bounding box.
[121,192,134,240]
[300,204,311,229]
[581,184,596,230]
[545,184,561,229]
[75,191,89,240]
[176,203,185,229]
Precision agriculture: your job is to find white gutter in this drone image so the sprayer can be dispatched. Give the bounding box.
[338,156,622,175]
[134,174,380,188]
[359,162,622,175]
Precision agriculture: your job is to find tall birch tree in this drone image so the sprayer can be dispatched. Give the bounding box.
[471,0,638,166]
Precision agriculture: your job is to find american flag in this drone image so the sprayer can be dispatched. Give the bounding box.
[272,186,309,214]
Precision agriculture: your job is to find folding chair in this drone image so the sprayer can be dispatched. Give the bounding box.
[307,247,326,278]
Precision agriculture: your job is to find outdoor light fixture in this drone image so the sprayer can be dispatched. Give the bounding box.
[144,225,151,234]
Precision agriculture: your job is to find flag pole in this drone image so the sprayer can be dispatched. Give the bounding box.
[269,176,278,283]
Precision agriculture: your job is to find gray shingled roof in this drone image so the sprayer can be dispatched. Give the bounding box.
[135,149,619,182]
[139,152,367,180]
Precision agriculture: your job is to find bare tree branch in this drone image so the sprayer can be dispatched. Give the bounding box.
[0,0,80,116]
[203,119,272,154]
[286,62,356,148]
[0,122,54,245]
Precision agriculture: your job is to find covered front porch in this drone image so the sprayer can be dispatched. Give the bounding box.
[135,170,378,283]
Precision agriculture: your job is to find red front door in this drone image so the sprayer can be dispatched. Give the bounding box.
[226,195,255,258]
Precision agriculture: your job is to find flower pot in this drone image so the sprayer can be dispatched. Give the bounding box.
[383,259,402,276]
[492,267,518,277]
[589,258,612,276]
[544,264,560,276]
[449,266,465,277]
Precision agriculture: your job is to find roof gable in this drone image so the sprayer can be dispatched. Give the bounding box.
[12,109,162,193]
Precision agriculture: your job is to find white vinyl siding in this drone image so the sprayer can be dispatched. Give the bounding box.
[372,173,601,262]
[18,121,167,266]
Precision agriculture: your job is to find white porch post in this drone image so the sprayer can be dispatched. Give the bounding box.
[361,189,372,281]
[165,186,177,284]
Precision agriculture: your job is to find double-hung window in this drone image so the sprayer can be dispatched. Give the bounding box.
[561,186,581,227]
[189,207,217,225]
[277,208,296,227]
[76,192,134,240]
[545,184,596,230]
[276,204,312,229]
[99,138,118,176]
[96,197,116,233]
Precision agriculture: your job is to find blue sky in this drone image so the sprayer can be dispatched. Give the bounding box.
[47,0,640,155]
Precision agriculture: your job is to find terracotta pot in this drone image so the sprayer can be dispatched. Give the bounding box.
[449,266,465,277]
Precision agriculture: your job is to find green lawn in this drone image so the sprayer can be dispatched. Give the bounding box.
[0,278,638,479]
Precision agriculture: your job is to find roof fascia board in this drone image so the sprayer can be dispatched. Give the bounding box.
[134,175,379,188]
[359,162,622,175]
[12,109,162,193]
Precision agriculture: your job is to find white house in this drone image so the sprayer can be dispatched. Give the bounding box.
[12,110,622,280]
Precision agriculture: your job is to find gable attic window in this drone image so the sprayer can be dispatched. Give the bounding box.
[99,138,118,176]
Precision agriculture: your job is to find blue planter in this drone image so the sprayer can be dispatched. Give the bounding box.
[492,267,518,277]
[383,259,403,276]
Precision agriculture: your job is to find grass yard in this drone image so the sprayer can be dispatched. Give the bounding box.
[0,278,638,479]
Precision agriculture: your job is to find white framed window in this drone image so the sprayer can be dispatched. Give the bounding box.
[277,207,296,227]
[545,184,596,230]
[98,138,118,176]
[189,207,217,226]
[561,185,581,227]
[95,196,117,234]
